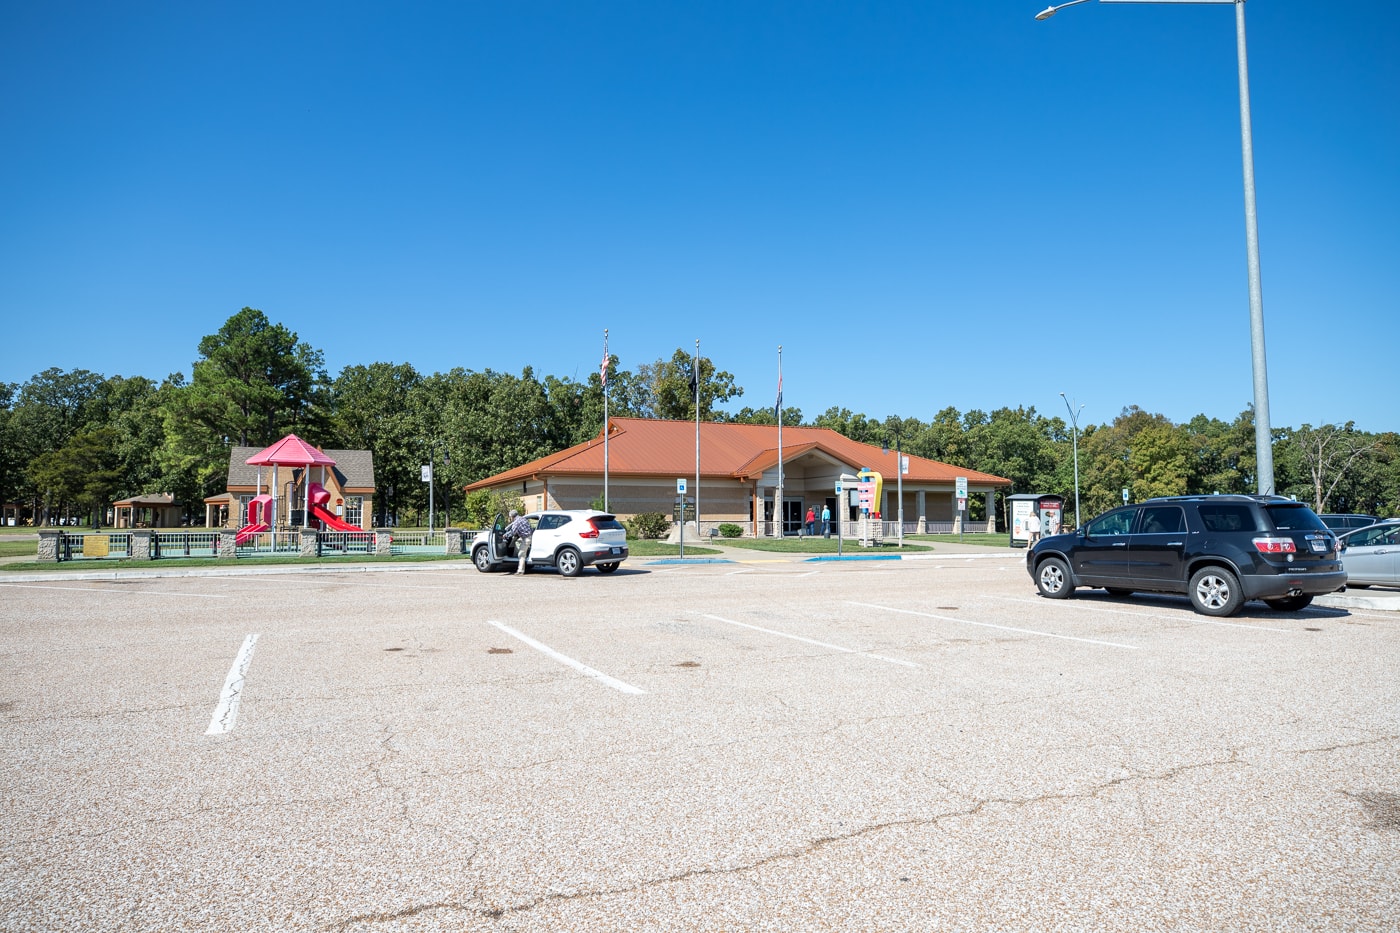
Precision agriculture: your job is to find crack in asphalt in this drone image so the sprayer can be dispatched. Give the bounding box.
[326,753,1246,929]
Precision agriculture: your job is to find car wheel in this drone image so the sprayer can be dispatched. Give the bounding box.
[472,547,494,573]
[596,561,619,574]
[557,547,582,577]
[1105,587,1134,597]
[1035,558,1074,599]
[1189,567,1243,617]
[1263,594,1314,612]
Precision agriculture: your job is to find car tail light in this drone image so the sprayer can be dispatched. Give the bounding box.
[578,521,600,539]
[1252,536,1296,554]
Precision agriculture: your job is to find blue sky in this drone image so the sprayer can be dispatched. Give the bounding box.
[3,1,1396,433]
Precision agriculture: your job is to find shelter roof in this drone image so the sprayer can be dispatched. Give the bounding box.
[228,446,376,490]
[246,434,338,467]
[112,493,179,507]
[464,418,1011,490]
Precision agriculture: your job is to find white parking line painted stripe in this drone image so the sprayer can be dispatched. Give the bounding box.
[701,613,920,668]
[487,620,646,695]
[983,595,1290,632]
[205,634,259,736]
[846,601,1139,650]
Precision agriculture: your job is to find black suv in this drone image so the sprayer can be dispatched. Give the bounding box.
[1027,495,1345,616]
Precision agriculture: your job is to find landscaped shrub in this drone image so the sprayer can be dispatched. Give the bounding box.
[718,523,744,538]
[628,512,671,539]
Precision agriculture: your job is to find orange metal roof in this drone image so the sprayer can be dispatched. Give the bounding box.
[465,418,1010,490]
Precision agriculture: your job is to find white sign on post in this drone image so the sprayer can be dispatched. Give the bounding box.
[677,478,687,494]
[955,476,967,499]
[421,464,432,482]
[834,481,843,495]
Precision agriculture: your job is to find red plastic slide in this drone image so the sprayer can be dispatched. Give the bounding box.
[311,503,360,532]
[235,522,269,545]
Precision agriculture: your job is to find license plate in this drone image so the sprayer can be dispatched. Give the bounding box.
[611,547,623,555]
[1309,539,1328,552]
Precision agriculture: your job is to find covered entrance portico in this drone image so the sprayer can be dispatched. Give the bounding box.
[746,445,1004,539]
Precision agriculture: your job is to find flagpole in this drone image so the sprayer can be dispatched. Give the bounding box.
[694,338,701,538]
[602,329,609,512]
[776,345,783,538]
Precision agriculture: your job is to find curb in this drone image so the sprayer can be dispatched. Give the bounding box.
[0,561,471,584]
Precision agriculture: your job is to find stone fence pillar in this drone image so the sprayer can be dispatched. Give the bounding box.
[218,530,238,560]
[445,528,466,554]
[299,528,320,558]
[374,530,393,556]
[37,530,61,562]
[130,529,154,560]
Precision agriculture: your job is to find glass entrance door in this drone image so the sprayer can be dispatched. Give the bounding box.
[783,499,803,536]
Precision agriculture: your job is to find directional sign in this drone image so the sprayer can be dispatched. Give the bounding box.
[955,476,967,499]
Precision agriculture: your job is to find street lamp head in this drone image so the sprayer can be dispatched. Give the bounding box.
[1035,6,1057,20]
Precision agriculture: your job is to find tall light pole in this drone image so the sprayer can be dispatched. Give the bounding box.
[882,428,904,549]
[1059,393,1083,528]
[1035,0,1274,494]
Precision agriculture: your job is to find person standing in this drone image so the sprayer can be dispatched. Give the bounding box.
[503,509,533,575]
[805,506,816,537]
[1026,510,1042,545]
[821,504,831,538]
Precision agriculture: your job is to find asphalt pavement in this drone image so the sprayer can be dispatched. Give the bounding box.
[2,549,1397,931]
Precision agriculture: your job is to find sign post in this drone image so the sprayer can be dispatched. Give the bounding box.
[835,481,844,556]
[677,478,687,558]
[956,476,968,542]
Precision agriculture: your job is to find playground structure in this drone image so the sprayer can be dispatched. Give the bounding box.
[234,434,368,543]
[235,494,273,545]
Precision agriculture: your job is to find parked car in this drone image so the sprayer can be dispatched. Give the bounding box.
[471,510,628,576]
[1026,494,1345,616]
[1319,513,1380,531]
[1338,522,1400,589]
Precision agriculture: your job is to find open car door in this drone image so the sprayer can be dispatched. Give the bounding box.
[488,513,508,563]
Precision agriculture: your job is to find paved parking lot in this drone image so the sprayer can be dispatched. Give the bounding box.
[3,553,1398,931]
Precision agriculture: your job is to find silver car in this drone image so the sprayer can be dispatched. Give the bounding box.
[1339,522,1400,589]
[471,510,629,576]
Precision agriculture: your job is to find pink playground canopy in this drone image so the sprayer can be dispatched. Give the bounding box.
[245,434,337,468]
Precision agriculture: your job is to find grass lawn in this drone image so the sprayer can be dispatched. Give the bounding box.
[1,553,473,573]
[627,541,722,557]
[0,539,35,558]
[904,533,1014,548]
[714,537,931,554]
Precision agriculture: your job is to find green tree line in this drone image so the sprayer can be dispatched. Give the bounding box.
[2,308,1396,526]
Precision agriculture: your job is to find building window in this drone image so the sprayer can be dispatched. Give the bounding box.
[238,495,252,524]
[344,496,363,527]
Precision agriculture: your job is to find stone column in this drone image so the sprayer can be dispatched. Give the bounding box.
[952,492,962,535]
[445,527,464,554]
[375,530,393,556]
[299,528,320,558]
[218,530,238,560]
[985,491,997,533]
[916,491,927,534]
[130,529,154,560]
[37,530,61,562]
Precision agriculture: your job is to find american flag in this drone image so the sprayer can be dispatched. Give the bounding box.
[774,371,783,419]
[600,334,609,388]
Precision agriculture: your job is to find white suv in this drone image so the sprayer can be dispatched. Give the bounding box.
[471,510,629,576]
